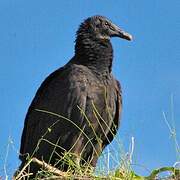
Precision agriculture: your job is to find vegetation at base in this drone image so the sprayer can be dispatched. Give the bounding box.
[13,157,180,179]
[5,96,180,179]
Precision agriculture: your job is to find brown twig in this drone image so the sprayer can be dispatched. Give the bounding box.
[32,157,94,179]
[32,157,68,177]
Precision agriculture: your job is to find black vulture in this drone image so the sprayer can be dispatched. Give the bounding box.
[18,15,132,175]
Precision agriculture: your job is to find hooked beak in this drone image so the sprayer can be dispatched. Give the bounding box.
[117,29,133,41]
[112,24,133,41]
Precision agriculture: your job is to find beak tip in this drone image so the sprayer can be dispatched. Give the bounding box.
[128,34,133,41]
[118,30,133,41]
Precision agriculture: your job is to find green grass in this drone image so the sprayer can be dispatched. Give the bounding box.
[13,110,179,179]
[4,96,180,179]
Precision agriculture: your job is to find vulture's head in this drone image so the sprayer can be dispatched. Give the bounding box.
[77,15,132,41]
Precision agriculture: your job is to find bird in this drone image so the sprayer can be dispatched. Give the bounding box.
[18,15,132,176]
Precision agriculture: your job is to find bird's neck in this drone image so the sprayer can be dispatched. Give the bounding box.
[74,34,113,76]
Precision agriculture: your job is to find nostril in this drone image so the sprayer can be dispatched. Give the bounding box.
[109,26,115,31]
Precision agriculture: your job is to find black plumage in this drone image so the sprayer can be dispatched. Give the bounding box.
[18,15,132,175]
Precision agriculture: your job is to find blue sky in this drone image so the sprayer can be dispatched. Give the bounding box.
[0,0,179,177]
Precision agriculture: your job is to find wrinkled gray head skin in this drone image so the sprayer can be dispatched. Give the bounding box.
[78,15,132,41]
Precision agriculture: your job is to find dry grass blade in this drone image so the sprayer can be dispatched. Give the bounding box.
[14,158,34,180]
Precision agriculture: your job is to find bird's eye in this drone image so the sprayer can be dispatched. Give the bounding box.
[105,22,109,26]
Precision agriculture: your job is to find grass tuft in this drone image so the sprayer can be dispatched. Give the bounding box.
[9,95,180,179]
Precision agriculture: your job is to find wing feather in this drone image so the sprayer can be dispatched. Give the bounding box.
[20,65,88,161]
